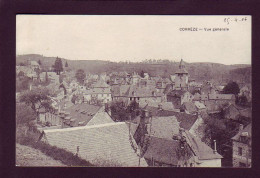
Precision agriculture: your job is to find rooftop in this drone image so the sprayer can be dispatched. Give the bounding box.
[42,122,148,167]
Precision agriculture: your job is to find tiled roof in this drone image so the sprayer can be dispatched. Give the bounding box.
[144,136,193,165]
[42,122,148,167]
[184,131,223,160]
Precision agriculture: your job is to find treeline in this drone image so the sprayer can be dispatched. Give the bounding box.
[16,54,251,84]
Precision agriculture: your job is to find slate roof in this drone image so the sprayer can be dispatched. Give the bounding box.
[30,61,39,66]
[42,122,148,167]
[232,123,252,141]
[63,103,102,126]
[139,100,174,111]
[175,68,189,74]
[208,94,235,100]
[111,85,131,97]
[144,136,193,166]
[84,88,111,95]
[194,101,206,110]
[183,102,197,114]
[239,108,252,118]
[167,90,187,97]
[92,79,109,88]
[128,85,163,98]
[184,131,223,160]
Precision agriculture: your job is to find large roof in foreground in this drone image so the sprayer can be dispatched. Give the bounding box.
[42,122,148,167]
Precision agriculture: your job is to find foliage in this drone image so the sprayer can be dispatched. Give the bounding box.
[140,70,145,78]
[110,100,140,122]
[237,95,248,106]
[16,76,31,92]
[75,69,86,85]
[52,57,63,75]
[65,61,68,67]
[223,81,240,96]
[38,59,42,65]
[20,87,55,119]
[202,116,239,155]
[16,103,37,127]
[71,94,77,104]
[17,71,25,77]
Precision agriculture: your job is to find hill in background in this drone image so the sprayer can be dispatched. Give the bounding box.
[16,54,251,85]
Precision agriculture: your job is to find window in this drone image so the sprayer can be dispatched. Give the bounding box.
[239,162,246,167]
[238,147,243,156]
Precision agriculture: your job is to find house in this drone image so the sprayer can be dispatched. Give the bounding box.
[29,60,40,70]
[59,103,113,128]
[231,124,251,167]
[39,122,148,167]
[131,72,141,85]
[130,110,222,167]
[111,85,165,105]
[83,79,112,104]
[167,90,192,109]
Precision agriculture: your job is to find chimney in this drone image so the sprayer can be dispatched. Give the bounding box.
[158,103,162,110]
[239,124,244,131]
[213,140,217,154]
[179,128,184,137]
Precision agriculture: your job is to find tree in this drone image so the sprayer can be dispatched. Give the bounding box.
[140,70,145,78]
[52,57,63,75]
[237,95,248,106]
[17,71,25,78]
[20,87,54,120]
[75,69,86,85]
[223,81,240,96]
[65,61,68,67]
[16,103,36,126]
[38,59,42,66]
[16,103,37,135]
[71,94,77,104]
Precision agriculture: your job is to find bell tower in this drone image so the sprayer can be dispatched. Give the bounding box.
[174,59,189,90]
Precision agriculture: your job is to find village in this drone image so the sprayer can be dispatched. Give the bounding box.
[16,57,252,167]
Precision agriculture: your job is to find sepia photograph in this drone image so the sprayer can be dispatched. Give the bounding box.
[15,15,251,167]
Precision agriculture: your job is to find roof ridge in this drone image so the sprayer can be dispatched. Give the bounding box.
[44,122,125,133]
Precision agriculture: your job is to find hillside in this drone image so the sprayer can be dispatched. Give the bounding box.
[16,143,66,167]
[16,54,251,84]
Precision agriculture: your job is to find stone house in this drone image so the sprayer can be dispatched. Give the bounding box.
[231,124,251,167]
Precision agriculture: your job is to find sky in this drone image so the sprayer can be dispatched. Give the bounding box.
[16,15,251,65]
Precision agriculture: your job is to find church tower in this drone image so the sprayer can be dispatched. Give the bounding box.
[174,59,189,90]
